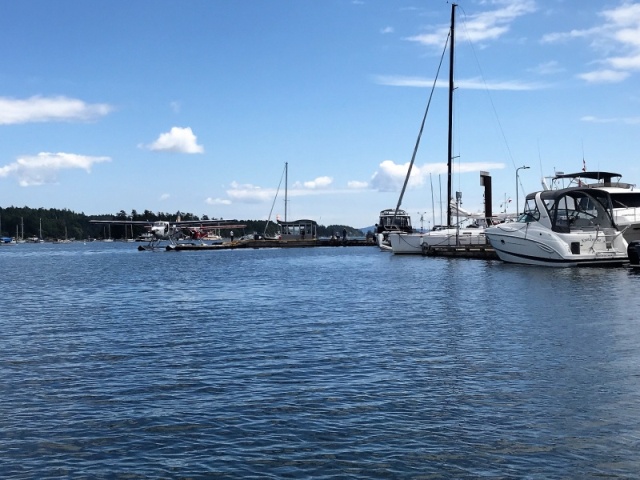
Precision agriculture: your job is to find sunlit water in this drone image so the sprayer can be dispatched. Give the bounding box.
[2,242,640,478]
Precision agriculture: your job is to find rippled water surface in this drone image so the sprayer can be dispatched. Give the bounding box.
[2,242,640,478]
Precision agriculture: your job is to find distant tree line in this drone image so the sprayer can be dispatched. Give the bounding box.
[0,206,364,240]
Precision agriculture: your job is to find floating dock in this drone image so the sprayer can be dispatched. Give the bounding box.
[421,244,498,260]
[168,238,498,260]
[168,238,376,251]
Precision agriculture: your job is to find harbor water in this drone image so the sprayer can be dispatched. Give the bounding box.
[1,242,640,478]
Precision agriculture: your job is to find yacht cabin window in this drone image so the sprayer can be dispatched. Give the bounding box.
[549,191,614,233]
[519,197,540,222]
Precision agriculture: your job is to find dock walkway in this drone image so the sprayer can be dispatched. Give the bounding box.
[168,238,498,260]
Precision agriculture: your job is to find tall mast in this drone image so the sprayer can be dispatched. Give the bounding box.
[447,3,456,228]
[284,162,288,224]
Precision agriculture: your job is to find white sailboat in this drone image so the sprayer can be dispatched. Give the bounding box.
[388,3,488,255]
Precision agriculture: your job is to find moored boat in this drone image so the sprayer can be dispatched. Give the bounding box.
[0,236,17,246]
[386,4,497,255]
[549,171,640,243]
[389,220,488,254]
[485,187,628,267]
[375,208,412,251]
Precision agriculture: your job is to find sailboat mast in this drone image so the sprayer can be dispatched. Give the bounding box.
[284,162,288,224]
[447,3,456,228]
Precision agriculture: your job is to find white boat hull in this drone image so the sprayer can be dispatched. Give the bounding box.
[388,228,487,255]
[486,224,628,267]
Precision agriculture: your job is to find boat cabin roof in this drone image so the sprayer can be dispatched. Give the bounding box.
[278,218,317,227]
[553,171,621,183]
[379,208,409,217]
[527,187,612,203]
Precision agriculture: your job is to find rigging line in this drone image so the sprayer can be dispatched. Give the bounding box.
[393,30,451,222]
[264,163,287,237]
[457,5,518,172]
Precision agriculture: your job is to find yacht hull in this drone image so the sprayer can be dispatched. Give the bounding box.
[486,226,628,267]
[388,229,487,255]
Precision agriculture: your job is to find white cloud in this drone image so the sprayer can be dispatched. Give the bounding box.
[0,152,111,186]
[369,159,505,192]
[225,175,341,204]
[581,115,640,124]
[145,126,204,153]
[528,60,564,76]
[373,75,543,91]
[609,53,640,70]
[381,26,394,34]
[541,28,598,44]
[577,69,630,83]
[160,193,171,201]
[205,197,232,205]
[0,95,112,125]
[348,180,369,189]
[543,2,640,83]
[226,182,275,203]
[407,0,536,47]
[302,176,333,189]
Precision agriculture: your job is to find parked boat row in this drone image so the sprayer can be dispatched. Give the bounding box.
[383,171,638,268]
[378,4,636,268]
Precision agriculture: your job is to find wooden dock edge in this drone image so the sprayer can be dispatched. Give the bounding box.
[422,244,498,260]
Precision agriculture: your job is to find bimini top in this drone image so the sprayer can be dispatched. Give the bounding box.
[553,171,621,183]
[526,186,613,203]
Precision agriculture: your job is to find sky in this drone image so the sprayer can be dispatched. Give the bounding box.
[1,0,639,230]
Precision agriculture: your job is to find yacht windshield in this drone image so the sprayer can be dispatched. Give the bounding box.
[518,197,540,222]
[550,190,614,233]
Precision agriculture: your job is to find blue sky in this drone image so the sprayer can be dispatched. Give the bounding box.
[1,0,639,229]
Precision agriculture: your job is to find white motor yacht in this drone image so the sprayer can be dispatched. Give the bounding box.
[485,187,628,267]
[550,171,640,243]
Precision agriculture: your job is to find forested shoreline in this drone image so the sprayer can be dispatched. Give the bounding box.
[0,206,364,241]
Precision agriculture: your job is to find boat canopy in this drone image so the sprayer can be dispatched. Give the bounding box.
[528,187,617,233]
[551,171,636,190]
[553,171,621,183]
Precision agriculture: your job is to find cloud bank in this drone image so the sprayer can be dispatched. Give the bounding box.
[0,152,111,186]
[542,2,640,83]
[0,96,113,125]
[369,160,505,192]
[406,0,536,47]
